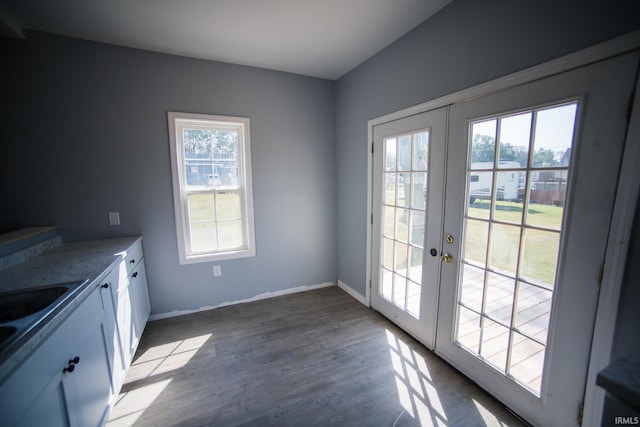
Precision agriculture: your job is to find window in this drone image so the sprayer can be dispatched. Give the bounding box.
[168,112,255,264]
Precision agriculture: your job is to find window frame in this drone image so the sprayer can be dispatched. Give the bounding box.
[168,111,256,264]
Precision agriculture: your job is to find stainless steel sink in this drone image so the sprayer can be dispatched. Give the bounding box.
[0,286,71,322]
[0,326,16,346]
[0,280,88,358]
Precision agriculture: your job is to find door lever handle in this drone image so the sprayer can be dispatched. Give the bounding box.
[441,253,453,263]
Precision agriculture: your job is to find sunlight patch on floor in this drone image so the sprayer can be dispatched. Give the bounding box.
[107,333,213,426]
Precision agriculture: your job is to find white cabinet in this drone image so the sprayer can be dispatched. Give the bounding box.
[0,237,151,426]
[0,286,112,426]
[130,259,151,352]
[110,238,150,367]
[97,268,126,394]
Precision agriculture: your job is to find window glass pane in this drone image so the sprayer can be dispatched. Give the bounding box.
[215,192,241,220]
[498,113,531,168]
[532,103,577,168]
[470,119,496,168]
[183,129,213,188]
[218,220,243,249]
[190,222,217,253]
[521,229,559,287]
[468,172,493,218]
[413,131,429,171]
[188,193,215,222]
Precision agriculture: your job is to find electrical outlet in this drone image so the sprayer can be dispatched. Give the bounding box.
[108,211,120,226]
[213,265,222,277]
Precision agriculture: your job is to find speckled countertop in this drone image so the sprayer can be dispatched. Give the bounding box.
[0,236,142,381]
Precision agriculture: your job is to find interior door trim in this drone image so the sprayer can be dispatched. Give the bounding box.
[365,30,640,425]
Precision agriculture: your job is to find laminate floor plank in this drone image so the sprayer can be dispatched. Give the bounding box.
[107,286,525,427]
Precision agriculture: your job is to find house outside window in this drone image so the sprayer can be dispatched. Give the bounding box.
[168,112,255,264]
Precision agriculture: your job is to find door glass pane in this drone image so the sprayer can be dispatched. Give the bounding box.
[489,223,520,275]
[459,264,484,312]
[413,131,429,171]
[498,112,531,168]
[532,103,577,168]
[480,318,510,372]
[470,119,497,168]
[457,306,481,352]
[455,101,577,395]
[378,129,431,318]
[493,171,526,224]
[468,171,493,218]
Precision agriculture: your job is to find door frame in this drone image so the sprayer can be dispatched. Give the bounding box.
[366,29,640,425]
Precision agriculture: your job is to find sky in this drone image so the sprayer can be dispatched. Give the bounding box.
[472,102,577,153]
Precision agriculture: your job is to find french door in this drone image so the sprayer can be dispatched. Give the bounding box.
[371,107,446,348]
[371,52,638,425]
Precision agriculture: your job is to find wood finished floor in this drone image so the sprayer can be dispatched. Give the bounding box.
[107,286,525,427]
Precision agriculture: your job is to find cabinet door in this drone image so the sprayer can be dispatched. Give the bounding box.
[62,288,112,427]
[115,280,134,367]
[98,268,126,394]
[16,379,69,427]
[131,259,151,341]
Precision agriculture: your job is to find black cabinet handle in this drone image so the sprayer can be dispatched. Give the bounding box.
[63,356,80,373]
[132,272,138,278]
[130,259,135,264]
[101,283,109,289]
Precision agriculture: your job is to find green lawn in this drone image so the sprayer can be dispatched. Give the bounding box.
[382,194,563,286]
[187,192,243,251]
[466,201,563,286]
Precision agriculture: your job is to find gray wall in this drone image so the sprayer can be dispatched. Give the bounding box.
[335,0,640,296]
[0,32,336,314]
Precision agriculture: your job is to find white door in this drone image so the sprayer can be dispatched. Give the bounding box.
[436,53,638,426]
[371,107,446,348]
[370,52,639,425]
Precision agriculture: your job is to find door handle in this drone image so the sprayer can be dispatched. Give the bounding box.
[441,253,453,263]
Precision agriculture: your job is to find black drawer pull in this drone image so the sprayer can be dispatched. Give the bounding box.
[132,272,138,278]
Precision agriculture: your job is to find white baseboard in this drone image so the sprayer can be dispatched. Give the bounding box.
[337,279,368,306]
[149,281,337,321]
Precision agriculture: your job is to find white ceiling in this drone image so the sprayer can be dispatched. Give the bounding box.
[0,0,452,80]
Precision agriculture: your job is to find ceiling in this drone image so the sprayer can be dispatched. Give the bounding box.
[0,0,452,80]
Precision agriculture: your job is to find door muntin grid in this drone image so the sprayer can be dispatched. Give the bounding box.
[380,130,430,318]
[455,101,578,395]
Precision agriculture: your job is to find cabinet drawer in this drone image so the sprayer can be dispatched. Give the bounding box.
[123,239,143,273]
